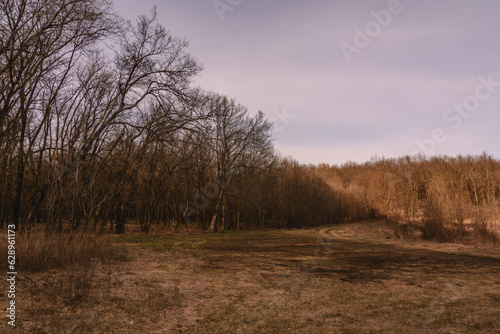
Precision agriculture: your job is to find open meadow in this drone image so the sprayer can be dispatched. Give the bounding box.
[2,225,500,333]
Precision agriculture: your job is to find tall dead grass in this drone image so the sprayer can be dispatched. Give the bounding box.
[0,230,127,272]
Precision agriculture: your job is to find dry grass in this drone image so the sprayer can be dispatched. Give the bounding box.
[336,219,500,246]
[1,227,500,333]
[0,231,128,273]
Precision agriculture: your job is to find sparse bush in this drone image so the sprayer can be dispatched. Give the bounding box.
[472,220,499,244]
[419,219,455,243]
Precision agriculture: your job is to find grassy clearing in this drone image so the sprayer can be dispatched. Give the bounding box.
[2,226,500,333]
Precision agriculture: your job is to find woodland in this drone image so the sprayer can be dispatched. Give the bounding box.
[1,0,499,242]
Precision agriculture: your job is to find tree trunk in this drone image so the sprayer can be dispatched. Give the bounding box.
[221,192,226,230]
[209,188,225,232]
[13,107,28,231]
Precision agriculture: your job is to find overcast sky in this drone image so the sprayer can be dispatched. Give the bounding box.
[112,0,500,165]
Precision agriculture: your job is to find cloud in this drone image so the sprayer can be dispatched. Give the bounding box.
[113,0,500,164]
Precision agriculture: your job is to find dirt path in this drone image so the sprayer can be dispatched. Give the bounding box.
[315,226,500,280]
[319,226,500,265]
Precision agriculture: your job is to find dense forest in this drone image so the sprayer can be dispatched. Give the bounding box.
[316,154,500,242]
[1,0,499,241]
[0,0,322,233]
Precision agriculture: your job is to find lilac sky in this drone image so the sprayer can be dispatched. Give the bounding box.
[113,0,500,165]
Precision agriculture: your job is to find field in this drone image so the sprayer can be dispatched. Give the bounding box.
[3,225,500,333]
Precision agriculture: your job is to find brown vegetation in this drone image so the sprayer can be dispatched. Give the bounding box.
[2,228,499,333]
[2,1,500,333]
[315,154,500,244]
[0,0,338,234]
[2,1,499,240]
[0,231,126,272]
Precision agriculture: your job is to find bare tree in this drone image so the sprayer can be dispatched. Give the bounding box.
[198,95,273,232]
[0,0,119,230]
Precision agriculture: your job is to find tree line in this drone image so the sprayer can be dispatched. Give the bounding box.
[2,1,498,238]
[0,0,340,233]
[315,153,500,241]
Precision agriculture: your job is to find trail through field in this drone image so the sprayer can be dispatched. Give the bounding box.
[317,226,500,279]
[106,227,500,333]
